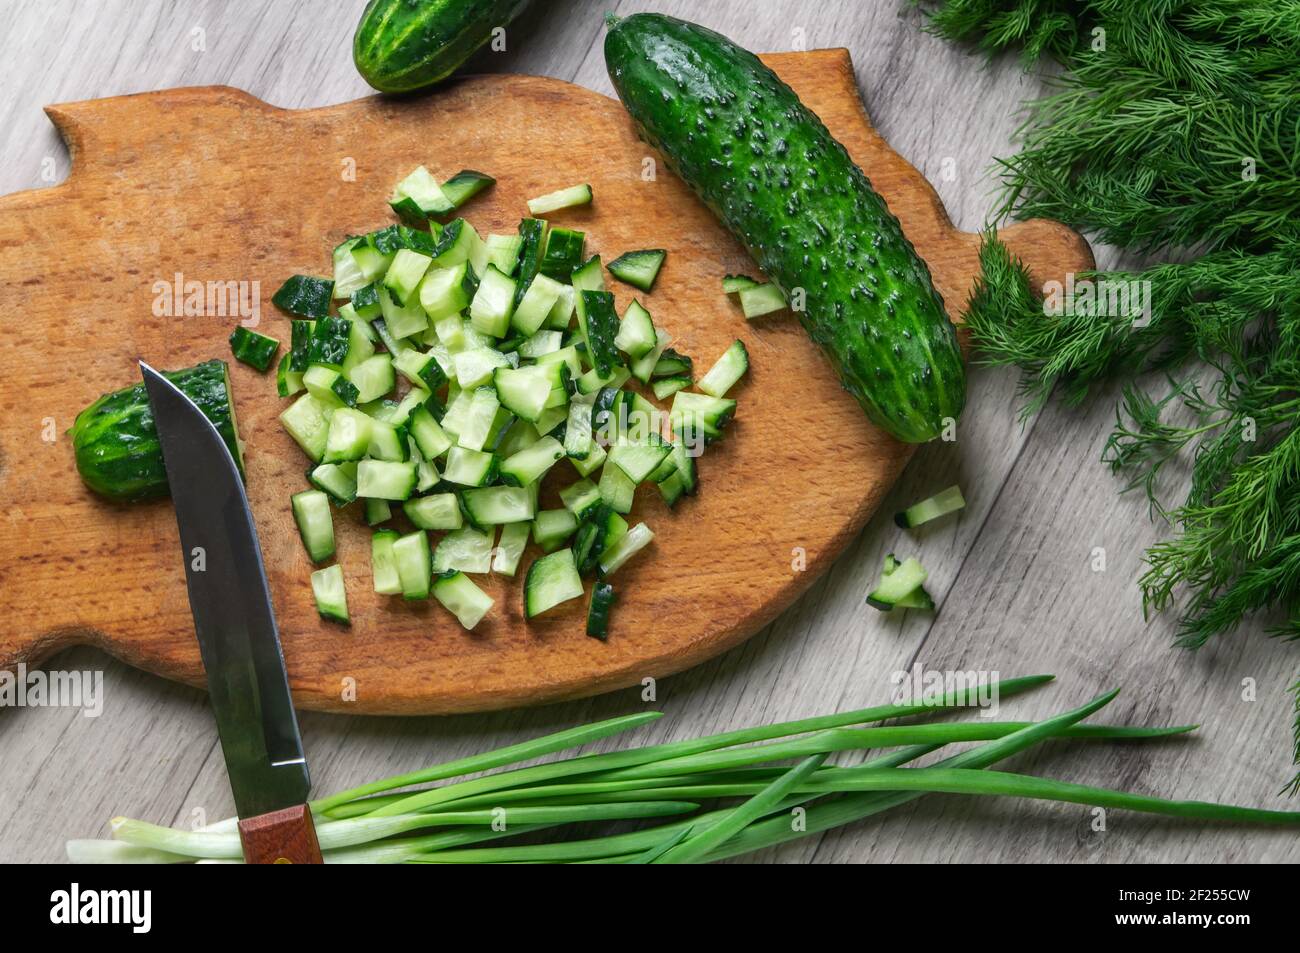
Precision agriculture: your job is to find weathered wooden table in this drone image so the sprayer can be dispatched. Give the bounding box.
[2,0,1295,863]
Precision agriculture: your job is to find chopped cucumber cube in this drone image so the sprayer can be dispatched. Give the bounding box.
[493,522,530,577]
[483,233,523,273]
[559,478,603,519]
[539,227,585,281]
[455,387,501,451]
[598,522,654,576]
[311,564,349,624]
[524,548,584,617]
[670,391,737,443]
[371,530,403,595]
[512,272,565,335]
[431,219,478,268]
[722,274,760,294]
[629,328,672,385]
[586,582,616,640]
[598,461,637,514]
[291,489,335,563]
[608,436,673,484]
[307,315,352,368]
[652,348,693,378]
[440,170,495,208]
[469,264,517,338]
[308,461,358,504]
[652,376,691,400]
[391,165,454,218]
[280,393,331,461]
[433,571,494,629]
[563,398,595,460]
[304,364,359,408]
[867,555,929,611]
[393,349,447,391]
[418,261,473,320]
[370,422,409,459]
[614,300,656,359]
[393,530,433,600]
[532,509,579,552]
[547,284,576,329]
[433,527,494,574]
[580,290,622,377]
[607,249,666,292]
[739,282,787,318]
[378,284,429,339]
[443,446,498,486]
[365,497,392,526]
[323,407,374,463]
[229,326,280,372]
[356,460,418,500]
[698,339,750,398]
[895,486,967,529]
[289,320,315,372]
[273,275,333,318]
[453,347,510,389]
[462,485,537,525]
[408,405,452,460]
[404,493,463,531]
[570,441,607,477]
[518,329,563,359]
[347,353,397,403]
[500,435,566,486]
[332,238,369,299]
[493,364,555,422]
[384,248,432,306]
[527,183,593,215]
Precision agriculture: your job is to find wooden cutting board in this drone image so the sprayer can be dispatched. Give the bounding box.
[0,50,1092,714]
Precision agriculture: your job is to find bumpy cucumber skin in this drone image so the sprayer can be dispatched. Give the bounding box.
[71,360,242,502]
[353,0,531,93]
[605,14,965,443]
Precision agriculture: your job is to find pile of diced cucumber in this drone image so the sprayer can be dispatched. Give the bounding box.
[269,167,749,636]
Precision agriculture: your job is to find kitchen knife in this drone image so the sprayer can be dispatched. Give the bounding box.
[141,361,322,864]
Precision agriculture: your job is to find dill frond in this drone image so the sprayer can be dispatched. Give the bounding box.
[922,0,1300,791]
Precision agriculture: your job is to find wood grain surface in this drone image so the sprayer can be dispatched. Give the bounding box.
[0,51,1090,714]
[2,0,1296,866]
[238,804,323,864]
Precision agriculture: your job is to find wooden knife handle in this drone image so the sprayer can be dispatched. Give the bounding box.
[238,804,323,864]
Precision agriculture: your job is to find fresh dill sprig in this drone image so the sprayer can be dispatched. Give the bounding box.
[921,0,1300,252]
[925,0,1300,792]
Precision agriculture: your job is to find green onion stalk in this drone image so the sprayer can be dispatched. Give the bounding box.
[66,676,1300,864]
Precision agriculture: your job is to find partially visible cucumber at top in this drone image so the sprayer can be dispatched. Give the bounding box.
[353,0,532,94]
[604,13,965,443]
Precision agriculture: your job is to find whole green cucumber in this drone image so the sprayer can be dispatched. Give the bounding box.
[71,360,243,502]
[354,0,532,93]
[604,14,965,443]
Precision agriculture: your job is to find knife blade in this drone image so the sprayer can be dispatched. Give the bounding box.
[141,361,321,864]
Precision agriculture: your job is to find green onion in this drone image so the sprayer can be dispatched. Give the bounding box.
[654,755,826,864]
[312,710,661,812]
[368,675,1054,816]
[112,801,697,860]
[72,679,1299,864]
[803,768,1300,825]
[700,690,1125,861]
